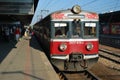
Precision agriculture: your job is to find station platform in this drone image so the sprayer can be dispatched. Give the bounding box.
[0,36,60,80]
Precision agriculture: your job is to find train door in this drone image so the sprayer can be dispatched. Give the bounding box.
[71,20,82,38]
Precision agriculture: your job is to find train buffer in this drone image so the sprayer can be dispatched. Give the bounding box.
[0,36,60,80]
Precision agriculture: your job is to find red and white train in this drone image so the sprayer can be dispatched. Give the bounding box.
[33,5,99,71]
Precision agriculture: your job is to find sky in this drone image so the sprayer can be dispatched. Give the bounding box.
[30,0,120,26]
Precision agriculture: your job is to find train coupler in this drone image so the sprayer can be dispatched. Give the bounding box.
[69,54,83,62]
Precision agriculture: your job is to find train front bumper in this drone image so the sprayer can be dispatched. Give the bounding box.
[51,54,99,60]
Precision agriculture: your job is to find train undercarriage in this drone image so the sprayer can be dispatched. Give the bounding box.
[51,54,99,71]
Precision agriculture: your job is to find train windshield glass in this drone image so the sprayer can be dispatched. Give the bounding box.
[83,22,97,38]
[54,22,68,38]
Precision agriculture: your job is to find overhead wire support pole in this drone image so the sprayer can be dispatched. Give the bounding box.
[40,10,49,19]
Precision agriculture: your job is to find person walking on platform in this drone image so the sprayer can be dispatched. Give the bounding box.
[15,27,20,41]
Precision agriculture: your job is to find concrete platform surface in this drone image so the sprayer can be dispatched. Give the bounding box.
[0,36,60,80]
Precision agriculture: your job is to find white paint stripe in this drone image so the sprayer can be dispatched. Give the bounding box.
[51,19,73,21]
[51,19,98,21]
[84,54,99,59]
[51,39,98,42]
[51,54,99,60]
[51,55,69,60]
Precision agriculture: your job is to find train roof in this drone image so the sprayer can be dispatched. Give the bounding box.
[51,9,97,15]
[49,9,98,21]
[36,6,99,25]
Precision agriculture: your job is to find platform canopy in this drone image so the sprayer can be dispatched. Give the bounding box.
[0,0,34,15]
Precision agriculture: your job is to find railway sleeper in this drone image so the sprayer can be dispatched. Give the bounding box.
[84,70,101,80]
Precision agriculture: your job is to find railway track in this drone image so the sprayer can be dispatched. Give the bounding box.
[99,49,120,64]
[52,63,101,80]
[55,49,120,80]
[57,70,101,80]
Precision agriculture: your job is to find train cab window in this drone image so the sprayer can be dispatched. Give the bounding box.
[54,23,68,38]
[84,22,97,38]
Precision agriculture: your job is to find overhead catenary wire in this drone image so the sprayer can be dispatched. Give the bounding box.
[80,0,120,13]
[95,5,120,13]
[38,0,120,16]
[91,0,120,13]
[31,0,120,26]
[81,0,98,7]
[107,0,119,24]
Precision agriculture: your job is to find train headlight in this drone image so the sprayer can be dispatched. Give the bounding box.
[86,43,93,50]
[59,43,67,51]
[72,5,81,14]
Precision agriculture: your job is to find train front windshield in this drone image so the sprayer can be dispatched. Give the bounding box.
[53,22,82,38]
[53,21,98,39]
[70,21,97,38]
[54,22,68,38]
[83,22,97,38]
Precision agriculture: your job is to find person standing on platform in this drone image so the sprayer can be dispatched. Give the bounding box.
[15,27,20,41]
[5,27,10,42]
